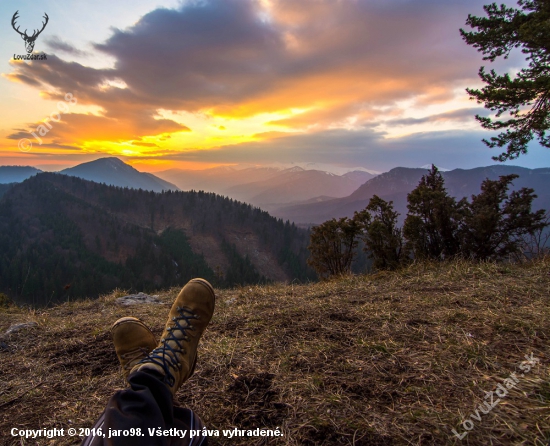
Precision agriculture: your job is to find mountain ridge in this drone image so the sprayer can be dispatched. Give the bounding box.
[155,165,375,207]
[0,173,313,305]
[60,157,179,192]
[0,158,377,208]
[274,165,550,224]
[223,168,374,210]
[0,166,42,184]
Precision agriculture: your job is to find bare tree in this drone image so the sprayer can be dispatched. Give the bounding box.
[518,211,550,259]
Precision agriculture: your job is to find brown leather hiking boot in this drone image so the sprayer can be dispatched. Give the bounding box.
[111,317,157,380]
[129,278,216,395]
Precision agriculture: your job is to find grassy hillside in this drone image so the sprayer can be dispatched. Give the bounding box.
[1,258,549,445]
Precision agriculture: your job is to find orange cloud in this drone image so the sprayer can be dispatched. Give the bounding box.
[7,112,188,147]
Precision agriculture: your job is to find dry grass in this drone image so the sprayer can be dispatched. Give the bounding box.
[1,258,549,445]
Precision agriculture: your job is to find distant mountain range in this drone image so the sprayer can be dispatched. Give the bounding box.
[223,168,374,212]
[0,166,42,183]
[0,159,376,209]
[0,173,314,305]
[157,165,283,193]
[274,165,550,225]
[156,165,375,211]
[4,159,548,229]
[0,158,178,193]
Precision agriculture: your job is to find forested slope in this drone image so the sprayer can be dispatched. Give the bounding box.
[0,173,314,305]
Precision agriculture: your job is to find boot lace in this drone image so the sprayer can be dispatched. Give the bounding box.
[139,306,199,387]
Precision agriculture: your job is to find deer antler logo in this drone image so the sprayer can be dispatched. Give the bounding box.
[11,10,49,54]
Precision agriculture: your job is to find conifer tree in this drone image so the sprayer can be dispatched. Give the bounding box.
[461,1,550,161]
[354,195,407,270]
[403,165,464,259]
[459,174,546,259]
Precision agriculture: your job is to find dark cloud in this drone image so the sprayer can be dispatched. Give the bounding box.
[7,131,32,140]
[93,0,284,110]
[8,1,501,118]
[388,108,490,126]
[36,143,83,151]
[7,73,42,87]
[45,36,89,57]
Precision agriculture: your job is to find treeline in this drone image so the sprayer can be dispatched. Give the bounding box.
[308,166,548,278]
[0,173,314,306]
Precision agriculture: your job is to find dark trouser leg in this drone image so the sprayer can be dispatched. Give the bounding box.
[81,370,207,446]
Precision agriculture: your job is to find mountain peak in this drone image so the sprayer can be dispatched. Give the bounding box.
[283,166,306,173]
[420,164,450,172]
[60,158,178,192]
[81,157,135,171]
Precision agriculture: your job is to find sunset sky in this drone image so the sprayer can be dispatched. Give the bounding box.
[1,0,549,173]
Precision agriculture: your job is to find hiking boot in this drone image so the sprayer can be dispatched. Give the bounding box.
[129,278,216,395]
[111,317,157,380]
